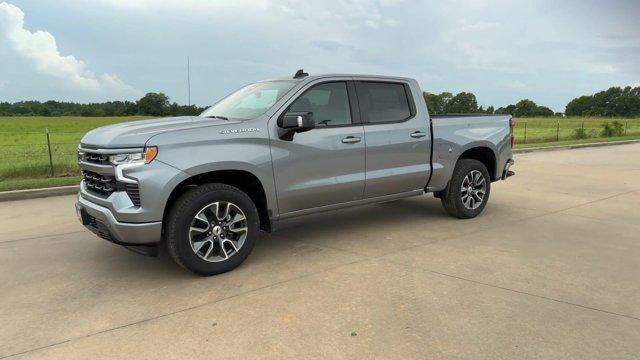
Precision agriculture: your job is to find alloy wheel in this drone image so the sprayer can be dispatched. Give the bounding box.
[460,170,486,210]
[188,201,248,262]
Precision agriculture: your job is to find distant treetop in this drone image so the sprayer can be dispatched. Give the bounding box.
[422,92,557,117]
[0,92,207,117]
[565,86,640,117]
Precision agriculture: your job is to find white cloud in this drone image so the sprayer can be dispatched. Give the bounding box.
[0,2,137,95]
[95,0,271,11]
[95,0,400,31]
[585,63,616,74]
[503,80,528,91]
[460,21,499,32]
[1,0,637,109]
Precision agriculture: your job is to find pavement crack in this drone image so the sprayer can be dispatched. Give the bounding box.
[382,258,640,322]
[0,257,370,359]
[490,189,640,226]
[550,189,638,214]
[0,230,85,245]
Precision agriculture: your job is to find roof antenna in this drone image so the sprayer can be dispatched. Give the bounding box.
[293,69,308,79]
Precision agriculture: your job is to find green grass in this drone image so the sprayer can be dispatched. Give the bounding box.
[513,117,640,144]
[1,115,639,192]
[515,134,640,149]
[0,176,82,192]
[0,116,149,180]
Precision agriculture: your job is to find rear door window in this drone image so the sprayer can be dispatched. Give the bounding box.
[356,82,412,123]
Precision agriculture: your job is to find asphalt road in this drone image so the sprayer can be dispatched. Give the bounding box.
[2,144,640,359]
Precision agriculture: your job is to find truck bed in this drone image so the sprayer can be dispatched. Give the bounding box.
[426,114,513,192]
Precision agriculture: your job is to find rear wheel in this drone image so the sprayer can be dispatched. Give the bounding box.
[165,183,259,275]
[440,159,491,219]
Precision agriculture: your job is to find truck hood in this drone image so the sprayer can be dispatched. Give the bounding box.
[81,116,237,148]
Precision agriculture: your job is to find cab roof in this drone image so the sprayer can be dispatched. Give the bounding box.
[262,70,414,83]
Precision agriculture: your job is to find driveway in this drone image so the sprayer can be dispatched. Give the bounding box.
[1,143,639,359]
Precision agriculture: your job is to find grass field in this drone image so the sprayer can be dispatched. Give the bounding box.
[513,117,640,144]
[1,116,639,191]
[0,116,148,180]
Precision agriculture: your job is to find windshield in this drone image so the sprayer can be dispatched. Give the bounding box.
[200,81,297,120]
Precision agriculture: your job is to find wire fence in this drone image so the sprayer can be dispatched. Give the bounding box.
[513,119,639,145]
[1,119,639,181]
[0,129,84,179]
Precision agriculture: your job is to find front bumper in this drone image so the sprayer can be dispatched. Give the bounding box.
[76,194,162,246]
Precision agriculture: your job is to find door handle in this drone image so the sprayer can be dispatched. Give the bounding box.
[342,136,362,144]
[410,131,427,138]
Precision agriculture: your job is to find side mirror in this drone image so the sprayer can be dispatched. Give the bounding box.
[278,112,315,133]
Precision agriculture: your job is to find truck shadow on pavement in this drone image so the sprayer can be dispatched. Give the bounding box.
[93,196,501,278]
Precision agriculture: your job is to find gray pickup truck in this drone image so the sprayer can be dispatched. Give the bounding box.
[76,71,515,275]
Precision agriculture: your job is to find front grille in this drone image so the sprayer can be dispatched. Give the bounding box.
[125,184,141,206]
[81,152,109,165]
[82,170,141,206]
[79,147,142,206]
[82,170,116,196]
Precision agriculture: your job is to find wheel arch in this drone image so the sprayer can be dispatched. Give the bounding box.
[457,146,498,181]
[163,169,272,233]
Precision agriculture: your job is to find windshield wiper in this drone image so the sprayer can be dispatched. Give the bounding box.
[204,115,229,120]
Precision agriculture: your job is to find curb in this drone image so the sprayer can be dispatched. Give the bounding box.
[513,139,640,154]
[0,185,79,202]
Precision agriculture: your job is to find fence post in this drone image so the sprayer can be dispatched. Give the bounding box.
[625,121,628,135]
[524,121,527,144]
[45,128,54,177]
[556,120,560,141]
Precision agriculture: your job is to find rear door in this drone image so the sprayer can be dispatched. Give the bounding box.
[270,80,366,214]
[355,80,431,198]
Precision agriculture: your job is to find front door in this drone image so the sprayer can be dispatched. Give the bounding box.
[270,81,366,214]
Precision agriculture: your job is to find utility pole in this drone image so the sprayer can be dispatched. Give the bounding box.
[187,56,191,106]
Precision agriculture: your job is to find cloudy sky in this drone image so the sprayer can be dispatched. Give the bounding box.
[0,0,638,112]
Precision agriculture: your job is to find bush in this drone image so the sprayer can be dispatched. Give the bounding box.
[601,121,625,137]
[613,120,625,135]
[573,127,589,139]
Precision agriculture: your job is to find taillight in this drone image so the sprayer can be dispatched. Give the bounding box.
[509,117,515,148]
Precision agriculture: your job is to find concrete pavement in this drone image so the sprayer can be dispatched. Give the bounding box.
[1,144,639,359]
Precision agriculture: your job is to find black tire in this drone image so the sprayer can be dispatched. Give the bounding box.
[165,183,259,276]
[440,159,491,219]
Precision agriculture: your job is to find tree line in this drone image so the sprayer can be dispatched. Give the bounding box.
[424,85,640,117]
[1,86,639,118]
[423,92,558,117]
[565,86,640,117]
[0,93,205,117]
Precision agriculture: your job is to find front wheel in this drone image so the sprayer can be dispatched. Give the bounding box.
[165,183,259,275]
[440,159,491,219]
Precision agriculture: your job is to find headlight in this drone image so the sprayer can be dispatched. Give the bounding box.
[109,146,158,165]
